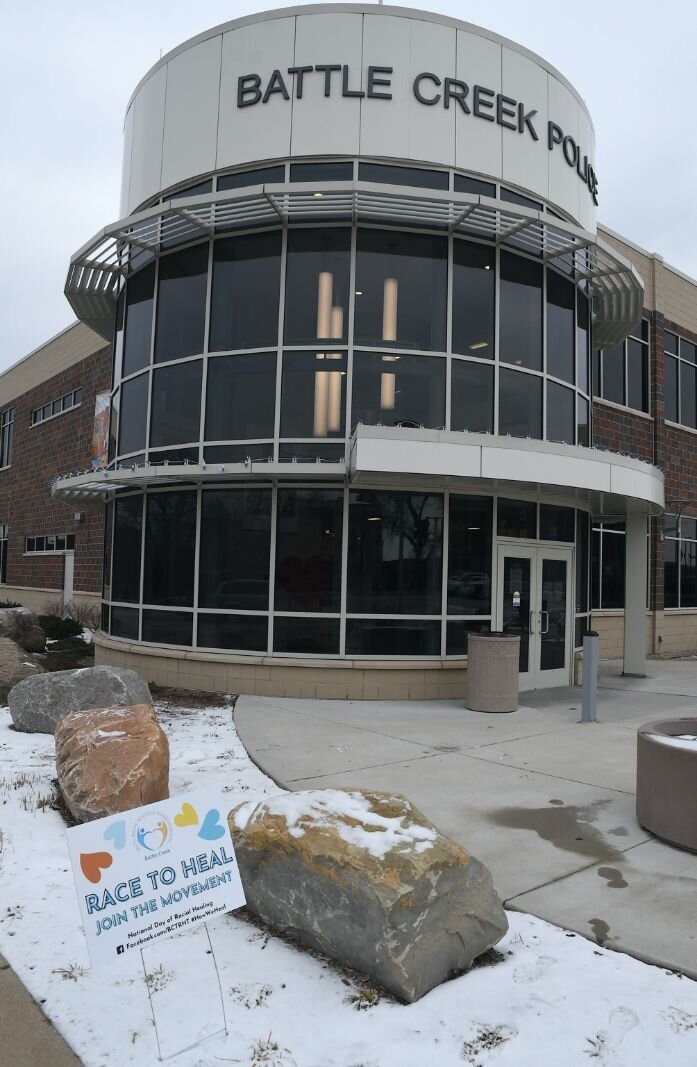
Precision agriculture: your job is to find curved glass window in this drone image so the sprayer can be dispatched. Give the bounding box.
[452,241,495,357]
[150,360,202,448]
[198,489,271,611]
[284,229,350,345]
[280,351,347,438]
[352,352,445,430]
[143,492,197,607]
[500,252,542,370]
[355,230,447,351]
[206,353,276,441]
[347,490,443,614]
[112,496,143,603]
[499,368,542,439]
[447,496,492,615]
[118,373,148,456]
[154,245,208,363]
[210,232,281,351]
[547,381,575,444]
[547,269,575,383]
[275,489,343,612]
[451,359,493,433]
[123,264,154,377]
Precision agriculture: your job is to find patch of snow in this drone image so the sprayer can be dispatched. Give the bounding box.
[80,628,93,645]
[94,729,127,738]
[649,733,697,750]
[247,789,436,859]
[0,700,695,1066]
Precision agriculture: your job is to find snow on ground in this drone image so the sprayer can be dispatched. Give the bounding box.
[1,693,697,1067]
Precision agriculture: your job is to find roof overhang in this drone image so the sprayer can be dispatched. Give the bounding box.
[65,181,642,350]
[52,426,663,519]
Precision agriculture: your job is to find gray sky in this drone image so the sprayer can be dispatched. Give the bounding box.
[1,0,695,370]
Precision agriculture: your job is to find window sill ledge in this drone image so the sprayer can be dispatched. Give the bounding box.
[593,397,652,421]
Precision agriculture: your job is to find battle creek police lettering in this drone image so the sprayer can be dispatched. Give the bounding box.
[237,64,598,205]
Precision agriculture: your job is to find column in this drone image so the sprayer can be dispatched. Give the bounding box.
[623,512,647,676]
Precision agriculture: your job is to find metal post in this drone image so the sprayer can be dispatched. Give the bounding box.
[580,630,599,723]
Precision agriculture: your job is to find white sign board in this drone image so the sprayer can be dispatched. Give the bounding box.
[67,789,246,967]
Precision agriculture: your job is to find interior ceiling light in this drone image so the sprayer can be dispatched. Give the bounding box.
[313,192,324,198]
[469,342,488,350]
[367,516,382,521]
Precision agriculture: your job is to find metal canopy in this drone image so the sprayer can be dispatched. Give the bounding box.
[65,181,642,349]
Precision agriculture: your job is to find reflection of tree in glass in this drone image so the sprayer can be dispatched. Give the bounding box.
[380,494,440,561]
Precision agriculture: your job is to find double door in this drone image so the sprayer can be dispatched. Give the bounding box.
[496,544,573,690]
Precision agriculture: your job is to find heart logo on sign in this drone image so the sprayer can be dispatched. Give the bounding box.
[174,802,199,828]
[80,851,113,884]
[198,809,225,841]
[103,820,126,850]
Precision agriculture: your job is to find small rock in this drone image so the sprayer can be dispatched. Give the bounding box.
[229,788,508,1003]
[8,665,152,734]
[0,607,46,653]
[0,637,45,703]
[55,703,169,822]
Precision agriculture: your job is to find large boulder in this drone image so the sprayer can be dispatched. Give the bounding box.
[0,607,46,653]
[0,638,45,703]
[55,703,169,822]
[8,665,152,734]
[229,788,508,1003]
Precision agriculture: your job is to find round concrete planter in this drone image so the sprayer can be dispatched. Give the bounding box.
[636,719,697,852]
[466,633,520,714]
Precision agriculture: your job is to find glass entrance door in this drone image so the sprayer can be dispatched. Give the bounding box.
[496,545,573,689]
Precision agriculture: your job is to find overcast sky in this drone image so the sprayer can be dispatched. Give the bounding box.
[1,0,695,371]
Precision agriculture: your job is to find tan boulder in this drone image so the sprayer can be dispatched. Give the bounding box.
[229,788,508,1003]
[55,703,169,823]
[0,637,45,703]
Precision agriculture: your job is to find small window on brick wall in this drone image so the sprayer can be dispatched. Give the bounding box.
[664,332,697,429]
[0,407,14,467]
[31,389,83,426]
[593,319,650,414]
[25,533,75,554]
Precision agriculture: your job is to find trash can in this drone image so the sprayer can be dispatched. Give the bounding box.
[466,632,520,713]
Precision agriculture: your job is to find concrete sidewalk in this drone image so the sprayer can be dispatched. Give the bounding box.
[235,659,697,979]
[0,954,81,1066]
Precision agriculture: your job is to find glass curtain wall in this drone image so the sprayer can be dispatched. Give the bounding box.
[110,226,593,465]
[103,487,590,659]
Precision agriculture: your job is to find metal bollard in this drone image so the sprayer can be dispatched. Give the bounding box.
[580,630,599,723]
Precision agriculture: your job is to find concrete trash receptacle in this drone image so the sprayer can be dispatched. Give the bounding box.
[466,632,520,713]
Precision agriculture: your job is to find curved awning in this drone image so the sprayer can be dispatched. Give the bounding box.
[65,181,642,350]
[52,426,663,519]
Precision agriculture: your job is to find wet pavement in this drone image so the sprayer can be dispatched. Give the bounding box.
[235,659,697,979]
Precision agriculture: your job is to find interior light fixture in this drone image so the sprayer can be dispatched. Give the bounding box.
[367,516,382,522]
[469,342,488,350]
[484,265,491,270]
[382,277,398,341]
[467,527,481,531]
[313,192,324,198]
[355,290,363,296]
[380,371,396,410]
[317,272,333,337]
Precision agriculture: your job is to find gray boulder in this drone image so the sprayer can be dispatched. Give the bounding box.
[0,607,46,653]
[8,665,152,735]
[229,788,508,1003]
[0,638,45,703]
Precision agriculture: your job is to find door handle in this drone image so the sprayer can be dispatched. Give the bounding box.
[540,610,549,635]
[529,610,535,634]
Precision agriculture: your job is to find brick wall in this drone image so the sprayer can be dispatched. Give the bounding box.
[0,343,112,600]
